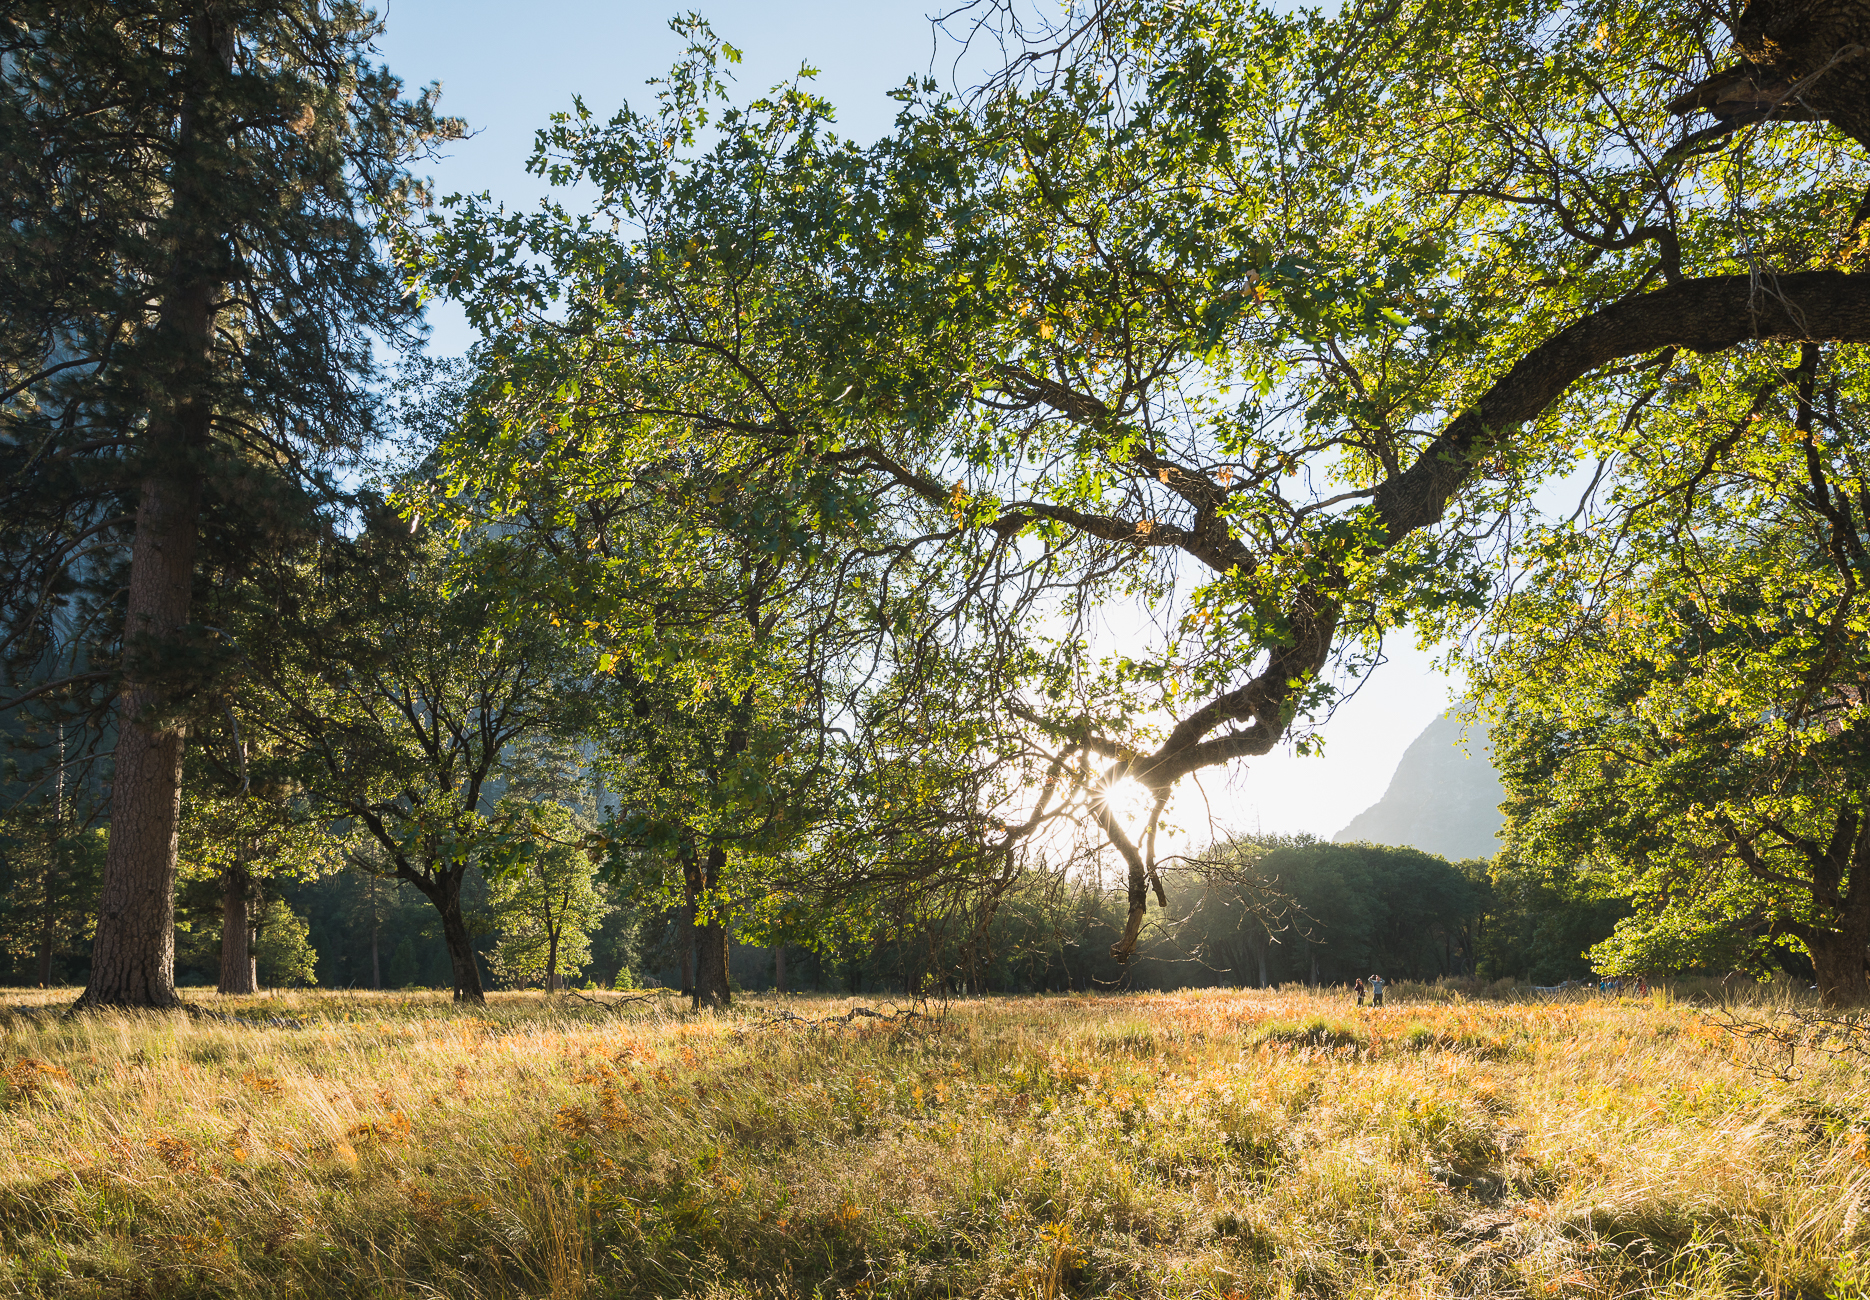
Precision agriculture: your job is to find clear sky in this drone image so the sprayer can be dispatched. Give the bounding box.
[372,0,1470,841]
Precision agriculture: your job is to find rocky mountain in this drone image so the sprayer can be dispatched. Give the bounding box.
[1332,711,1505,861]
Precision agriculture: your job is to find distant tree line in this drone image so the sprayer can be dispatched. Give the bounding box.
[0,823,1647,994]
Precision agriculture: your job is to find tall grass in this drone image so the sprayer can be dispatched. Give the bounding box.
[1,985,1864,1298]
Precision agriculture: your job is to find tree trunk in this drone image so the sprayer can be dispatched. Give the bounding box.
[84,663,191,1009]
[370,876,382,990]
[693,842,732,1008]
[417,870,485,1005]
[40,726,64,986]
[678,894,696,998]
[1808,929,1870,1007]
[546,926,560,993]
[218,861,257,994]
[78,10,230,1011]
[440,901,485,1005]
[774,944,786,994]
[35,912,55,987]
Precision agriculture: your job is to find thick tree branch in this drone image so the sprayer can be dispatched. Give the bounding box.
[1373,271,1870,540]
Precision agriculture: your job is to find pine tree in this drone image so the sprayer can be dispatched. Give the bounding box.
[0,1,460,1006]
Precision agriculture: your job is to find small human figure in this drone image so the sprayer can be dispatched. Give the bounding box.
[1370,974,1385,1007]
[1354,977,1366,1007]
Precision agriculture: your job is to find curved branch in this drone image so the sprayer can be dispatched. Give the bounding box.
[1373,271,1870,541]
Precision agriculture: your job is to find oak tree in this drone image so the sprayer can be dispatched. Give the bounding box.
[421,0,1870,965]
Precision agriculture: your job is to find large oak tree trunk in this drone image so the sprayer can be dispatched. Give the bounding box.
[437,880,486,1005]
[431,875,489,1010]
[405,867,486,1004]
[1811,822,1870,1006]
[1808,932,1869,1007]
[79,9,229,1011]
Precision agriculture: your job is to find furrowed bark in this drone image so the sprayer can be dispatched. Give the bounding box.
[1809,929,1870,1006]
[1803,814,1870,1005]
[81,473,202,1009]
[79,7,232,1011]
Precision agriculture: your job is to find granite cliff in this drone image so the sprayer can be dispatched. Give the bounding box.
[1332,711,1505,861]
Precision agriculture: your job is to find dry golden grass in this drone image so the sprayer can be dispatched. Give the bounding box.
[1,984,1866,1298]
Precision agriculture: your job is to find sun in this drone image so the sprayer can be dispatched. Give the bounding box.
[1100,776,1159,828]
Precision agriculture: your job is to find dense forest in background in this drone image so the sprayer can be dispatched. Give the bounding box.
[1,824,1643,993]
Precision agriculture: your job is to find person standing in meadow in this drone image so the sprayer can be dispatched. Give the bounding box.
[1370,975,1385,1007]
[1354,977,1367,1007]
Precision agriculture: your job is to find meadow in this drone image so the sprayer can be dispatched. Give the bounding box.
[1,985,1866,1299]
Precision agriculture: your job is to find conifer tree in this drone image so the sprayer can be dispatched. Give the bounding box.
[0,1,460,1006]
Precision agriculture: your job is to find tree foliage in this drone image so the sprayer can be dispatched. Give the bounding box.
[414,0,1870,974]
[236,516,592,1004]
[486,800,612,991]
[1481,347,1870,1001]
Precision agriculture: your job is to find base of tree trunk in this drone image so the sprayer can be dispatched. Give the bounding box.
[81,703,188,1010]
[1810,938,1870,1007]
[436,883,487,1005]
[695,918,731,1008]
[218,865,257,995]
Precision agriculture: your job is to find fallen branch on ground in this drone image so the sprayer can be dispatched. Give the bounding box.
[744,1005,933,1033]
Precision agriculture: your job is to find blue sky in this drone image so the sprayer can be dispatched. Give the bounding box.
[373,0,1470,841]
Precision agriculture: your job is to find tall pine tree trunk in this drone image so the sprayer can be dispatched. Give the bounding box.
[35,913,55,987]
[83,475,201,1008]
[80,9,230,1010]
[218,860,257,994]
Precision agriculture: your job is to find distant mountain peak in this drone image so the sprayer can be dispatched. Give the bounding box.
[1332,711,1504,861]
